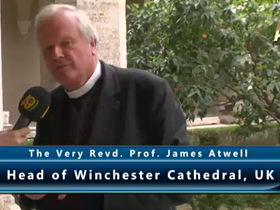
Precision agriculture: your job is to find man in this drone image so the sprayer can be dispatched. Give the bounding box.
[19,3,191,210]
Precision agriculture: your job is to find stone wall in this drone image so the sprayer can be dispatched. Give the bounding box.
[77,0,127,68]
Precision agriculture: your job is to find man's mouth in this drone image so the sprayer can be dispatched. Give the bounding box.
[56,64,69,70]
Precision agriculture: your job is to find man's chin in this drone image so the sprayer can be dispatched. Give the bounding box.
[55,69,74,79]
[57,76,79,90]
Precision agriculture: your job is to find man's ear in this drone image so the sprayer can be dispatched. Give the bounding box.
[90,39,97,55]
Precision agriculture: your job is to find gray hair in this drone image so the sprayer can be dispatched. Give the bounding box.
[34,4,99,48]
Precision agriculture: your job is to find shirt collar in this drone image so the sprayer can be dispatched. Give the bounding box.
[65,60,101,99]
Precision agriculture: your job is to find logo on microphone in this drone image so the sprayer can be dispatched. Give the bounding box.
[20,94,39,111]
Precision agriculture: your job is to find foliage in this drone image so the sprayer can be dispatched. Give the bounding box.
[189,119,280,145]
[192,194,280,210]
[187,123,280,209]
[127,0,280,131]
[188,122,280,145]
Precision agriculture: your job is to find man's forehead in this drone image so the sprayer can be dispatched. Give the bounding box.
[36,20,79,47]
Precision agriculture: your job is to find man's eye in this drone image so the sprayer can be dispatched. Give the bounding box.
[62,40,74,47]
[43,46,53,53]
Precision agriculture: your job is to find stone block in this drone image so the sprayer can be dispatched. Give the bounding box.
[187,116,221,127]
[77,0,127,68]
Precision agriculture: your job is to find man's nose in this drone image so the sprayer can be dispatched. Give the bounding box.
[52,46,64,59]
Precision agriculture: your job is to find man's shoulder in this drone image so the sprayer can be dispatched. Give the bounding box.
[108,63,167,89]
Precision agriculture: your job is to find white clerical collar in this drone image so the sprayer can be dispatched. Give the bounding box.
[65,60,101,99]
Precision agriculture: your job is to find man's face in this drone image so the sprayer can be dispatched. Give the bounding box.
[36,10,96,91]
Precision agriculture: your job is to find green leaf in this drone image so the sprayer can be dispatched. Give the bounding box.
[127,0,280,127]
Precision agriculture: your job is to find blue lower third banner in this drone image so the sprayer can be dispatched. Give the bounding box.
[1,161,280,193]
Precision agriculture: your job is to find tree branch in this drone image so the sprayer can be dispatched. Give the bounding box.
[224,67,239,83]
[221,84,239,95]
[263,109,280,125]
[213,101,233,106]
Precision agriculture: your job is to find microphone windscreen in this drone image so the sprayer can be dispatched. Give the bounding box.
[18,86,51,121]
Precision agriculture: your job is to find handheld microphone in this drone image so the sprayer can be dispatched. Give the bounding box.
[12,86,51,130]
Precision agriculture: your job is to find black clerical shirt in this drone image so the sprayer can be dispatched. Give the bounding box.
[57,72,105,210]
[61,70,104,146]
